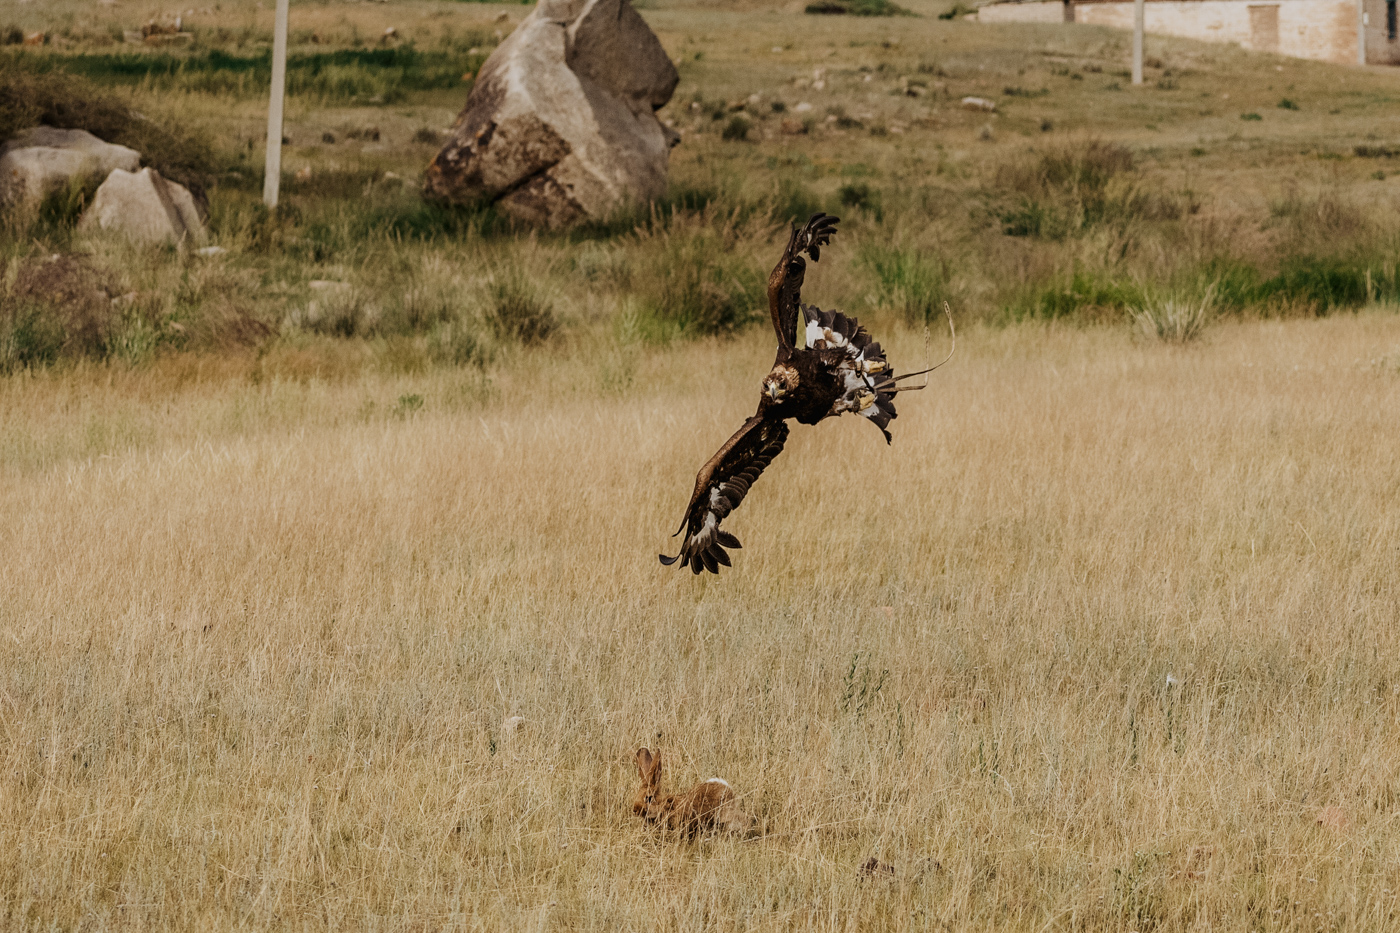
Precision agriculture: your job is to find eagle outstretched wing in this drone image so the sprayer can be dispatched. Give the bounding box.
[659,415,790,575]
[768,212,839,349]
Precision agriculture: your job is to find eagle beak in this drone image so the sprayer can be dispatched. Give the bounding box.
[765,383,781,401]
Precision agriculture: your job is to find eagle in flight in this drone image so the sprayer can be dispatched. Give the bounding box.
[660,213,947,575]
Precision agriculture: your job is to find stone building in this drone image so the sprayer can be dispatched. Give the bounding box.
[976,0,1400,66]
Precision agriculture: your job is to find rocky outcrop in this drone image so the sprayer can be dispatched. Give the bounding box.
[424,0,679,228]
[79,167,205,246]
[0,127,141,206]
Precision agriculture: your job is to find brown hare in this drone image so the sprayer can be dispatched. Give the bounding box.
[631,747,751,837]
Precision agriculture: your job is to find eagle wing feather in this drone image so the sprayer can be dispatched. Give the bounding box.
[803,305,899,443]
[660,415,790,575]
[767,213,839,349]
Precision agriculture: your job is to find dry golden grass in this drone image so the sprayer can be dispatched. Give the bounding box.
[3,313,1400,929]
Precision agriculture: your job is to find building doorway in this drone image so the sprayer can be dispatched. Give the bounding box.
[1248,4,1280,53]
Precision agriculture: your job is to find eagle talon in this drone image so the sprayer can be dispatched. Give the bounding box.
[858,392,875,411]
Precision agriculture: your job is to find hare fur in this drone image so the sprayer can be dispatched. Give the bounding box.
[632,747,751,836]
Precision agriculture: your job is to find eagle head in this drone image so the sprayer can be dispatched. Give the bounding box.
[763,365,799,402]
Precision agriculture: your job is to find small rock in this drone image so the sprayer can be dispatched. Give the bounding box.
[780,119,807,135]
[23,31,44,46]
[793,101,813,113]
[80,167,205,246]
[195,245,227,257]
[961,96,997,112]
[295,166,312,181]
[383,26,397,38]
[502,716,526,734]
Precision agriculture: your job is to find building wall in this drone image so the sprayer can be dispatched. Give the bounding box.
[978,0,1069,22]
[1362,0,1400,64]
[977,0,1362,65]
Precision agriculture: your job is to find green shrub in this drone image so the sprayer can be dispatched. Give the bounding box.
[628,214,766,338]
[0,254,119,371]
[859,245,951,323]
[1007,271,1145,321]
[0,300,67,373]
[994,140,1178,239]
[806,0,912,14]
[721,115,751,141]
[838,182,882,219]
[771,179,826,226]
[37,172,103,229]
[486,272,557,346]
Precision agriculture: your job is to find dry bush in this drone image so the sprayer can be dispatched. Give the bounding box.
[0,59,217,198]
[1131,284,1217,343]
[1,253,117,369]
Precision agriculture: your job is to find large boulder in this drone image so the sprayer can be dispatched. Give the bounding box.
[0,127,141,206]
[79,167,205,246]
[424,0,680,228]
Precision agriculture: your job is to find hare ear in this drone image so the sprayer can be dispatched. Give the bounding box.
[635,748,654,780]
[648,750,663,781]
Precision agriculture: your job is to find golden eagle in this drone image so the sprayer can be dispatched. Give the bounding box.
[660,213,948,575]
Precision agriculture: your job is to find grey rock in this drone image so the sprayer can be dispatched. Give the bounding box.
[0,127,141,206]
[80,167,205,246]
[424,0,679,228]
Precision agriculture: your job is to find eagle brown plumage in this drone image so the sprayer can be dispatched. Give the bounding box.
[661,213,931,575]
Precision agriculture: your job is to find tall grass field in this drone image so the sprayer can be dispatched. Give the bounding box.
[3,0,1400,929]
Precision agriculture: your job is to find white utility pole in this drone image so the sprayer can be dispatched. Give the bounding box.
[1132,0,1145,85]
[263,0,290,207]
[1358,0,1367,65]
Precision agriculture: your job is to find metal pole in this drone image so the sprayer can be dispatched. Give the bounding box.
[263,0,290,207]
[1358,0,1367,65]
[1132,0,1144,85]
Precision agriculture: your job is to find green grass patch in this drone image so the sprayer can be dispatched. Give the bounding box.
[4,45,489,104]
[805,0,913,16]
